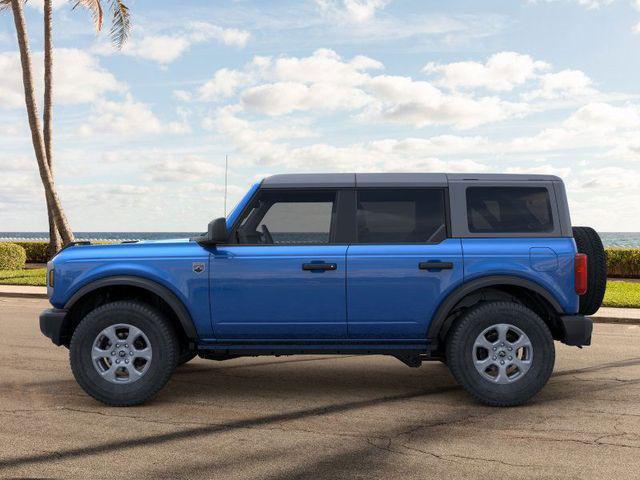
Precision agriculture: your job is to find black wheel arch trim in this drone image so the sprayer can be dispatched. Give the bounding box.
[426,275,564,344]
[64,275,197,340]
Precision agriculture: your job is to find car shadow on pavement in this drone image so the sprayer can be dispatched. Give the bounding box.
[1,356,639,473]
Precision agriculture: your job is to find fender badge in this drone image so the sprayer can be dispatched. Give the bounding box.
[193,262,205,274]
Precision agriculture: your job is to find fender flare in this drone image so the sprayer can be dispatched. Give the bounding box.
[64,275,197,340]
[426,275,563,343]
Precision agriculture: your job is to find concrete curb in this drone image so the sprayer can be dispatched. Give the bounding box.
[0,291,48,299]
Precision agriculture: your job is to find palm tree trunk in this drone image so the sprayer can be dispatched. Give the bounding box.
[10,0,74,245]
[43,0,62,257]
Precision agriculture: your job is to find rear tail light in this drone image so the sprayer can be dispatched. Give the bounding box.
[575,253,588,295]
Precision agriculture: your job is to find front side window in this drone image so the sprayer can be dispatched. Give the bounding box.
[235,190,336,244]
[466,186,553,233]
[356,189,447,243]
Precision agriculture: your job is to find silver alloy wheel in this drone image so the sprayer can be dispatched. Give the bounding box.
[472,323,533,384]
[91,324,152,384]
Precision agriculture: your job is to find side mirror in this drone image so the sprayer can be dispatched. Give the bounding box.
[196,217,228,245]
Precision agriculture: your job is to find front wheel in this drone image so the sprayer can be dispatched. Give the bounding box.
[70,301,178,406]
[446,302,555,407]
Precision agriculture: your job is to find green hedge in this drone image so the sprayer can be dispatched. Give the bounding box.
[606,248,640,278]
[0,243,26,270]
[14,241,49,263]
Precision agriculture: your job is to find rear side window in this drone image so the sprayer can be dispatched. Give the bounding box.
[466,187,553,233]
[356,189,446,243]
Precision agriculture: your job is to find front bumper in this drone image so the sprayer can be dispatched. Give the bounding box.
[559,314,593,346]
[39,308,68,346]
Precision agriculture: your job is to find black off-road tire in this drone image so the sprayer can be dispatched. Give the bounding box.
[446,302,555,407]
[177,351,197,366]
[572,226,607,315]
[70,301,178,406]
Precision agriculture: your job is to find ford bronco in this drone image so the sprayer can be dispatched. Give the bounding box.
[39,173,606,406]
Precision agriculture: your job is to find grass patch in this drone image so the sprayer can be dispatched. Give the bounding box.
[0,268,46,286]
[603,280,640,308]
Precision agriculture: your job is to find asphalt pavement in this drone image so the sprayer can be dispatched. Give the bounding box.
[0,297,639,479]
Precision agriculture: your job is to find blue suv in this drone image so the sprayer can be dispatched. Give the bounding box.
[39,173,606,406]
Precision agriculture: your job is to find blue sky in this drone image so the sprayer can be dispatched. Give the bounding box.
[1,0,640,231]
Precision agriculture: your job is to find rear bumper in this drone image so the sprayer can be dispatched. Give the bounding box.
[559,314,592,346]
[39,308,68,346]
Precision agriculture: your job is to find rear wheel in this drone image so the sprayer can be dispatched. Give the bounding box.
[446,301,555,406]
[572,226,607,315]
[70,301,178,406]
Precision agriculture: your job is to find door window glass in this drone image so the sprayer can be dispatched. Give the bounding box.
[236,190,336,244]
[356,189,446,243]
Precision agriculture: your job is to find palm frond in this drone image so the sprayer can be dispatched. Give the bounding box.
[72,0,104,33]
[0,0,15,13]
[109,0,130,49]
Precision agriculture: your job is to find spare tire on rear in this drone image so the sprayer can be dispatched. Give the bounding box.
[572,226,607,315]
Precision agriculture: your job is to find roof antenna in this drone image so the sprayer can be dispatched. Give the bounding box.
[224,154,229,217]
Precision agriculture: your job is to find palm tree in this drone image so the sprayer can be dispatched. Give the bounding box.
[5,0,74,245]
[2,0,131,253]
[43,0,62,256]
[40,0,131,254]
[73,0,131,49]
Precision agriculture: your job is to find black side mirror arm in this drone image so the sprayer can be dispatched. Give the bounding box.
[194,217,228,246]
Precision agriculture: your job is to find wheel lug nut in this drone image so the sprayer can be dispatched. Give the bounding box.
[508,356,513,360]
[129,351,134,356]
[492,347,497,351]
[492,355,497,360]
[500,360,505,365]
[111,351,115,356]
[501,342,505,347]
[125,359,129,364]
[116,359,120,364]
[508,347,513,351]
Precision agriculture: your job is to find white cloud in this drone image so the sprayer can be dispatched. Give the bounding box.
[148,156,224,182]
[196,49,527,129]
[94,22,250,66]
[79,94,190,136]
[365,74,530,128]
[173,90,193,102]
[199,69,251,101]
[0,49,120,109]
[315,0,392,22]
[530,0,615,9]
[424,52,550,91]
[242,81,371,115]
[524,69,596,100]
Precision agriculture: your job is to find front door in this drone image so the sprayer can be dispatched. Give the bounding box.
[210,189,348,339]
[346,188,464,339]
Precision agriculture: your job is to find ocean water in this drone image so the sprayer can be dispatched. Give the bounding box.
[1,231,640,247]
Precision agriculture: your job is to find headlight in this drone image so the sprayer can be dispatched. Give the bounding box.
[48,269,54,288]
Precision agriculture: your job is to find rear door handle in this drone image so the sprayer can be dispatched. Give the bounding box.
[302,263,337,271]
[419,261,453,270]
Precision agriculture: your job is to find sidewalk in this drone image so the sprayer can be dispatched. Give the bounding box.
[1,285,639,324]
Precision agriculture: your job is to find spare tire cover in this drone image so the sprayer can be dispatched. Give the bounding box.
[572,226,607,315]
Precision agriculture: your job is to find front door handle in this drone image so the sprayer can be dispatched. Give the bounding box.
[419,261,453,270]
[302,263,337,271]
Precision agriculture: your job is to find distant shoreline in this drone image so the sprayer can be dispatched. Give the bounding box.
[2,232,640,247]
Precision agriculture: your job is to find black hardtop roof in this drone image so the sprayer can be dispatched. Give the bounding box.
[261,173,562,188]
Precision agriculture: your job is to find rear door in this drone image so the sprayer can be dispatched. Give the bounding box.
[346,188,463,339]
[210,189,349,339]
